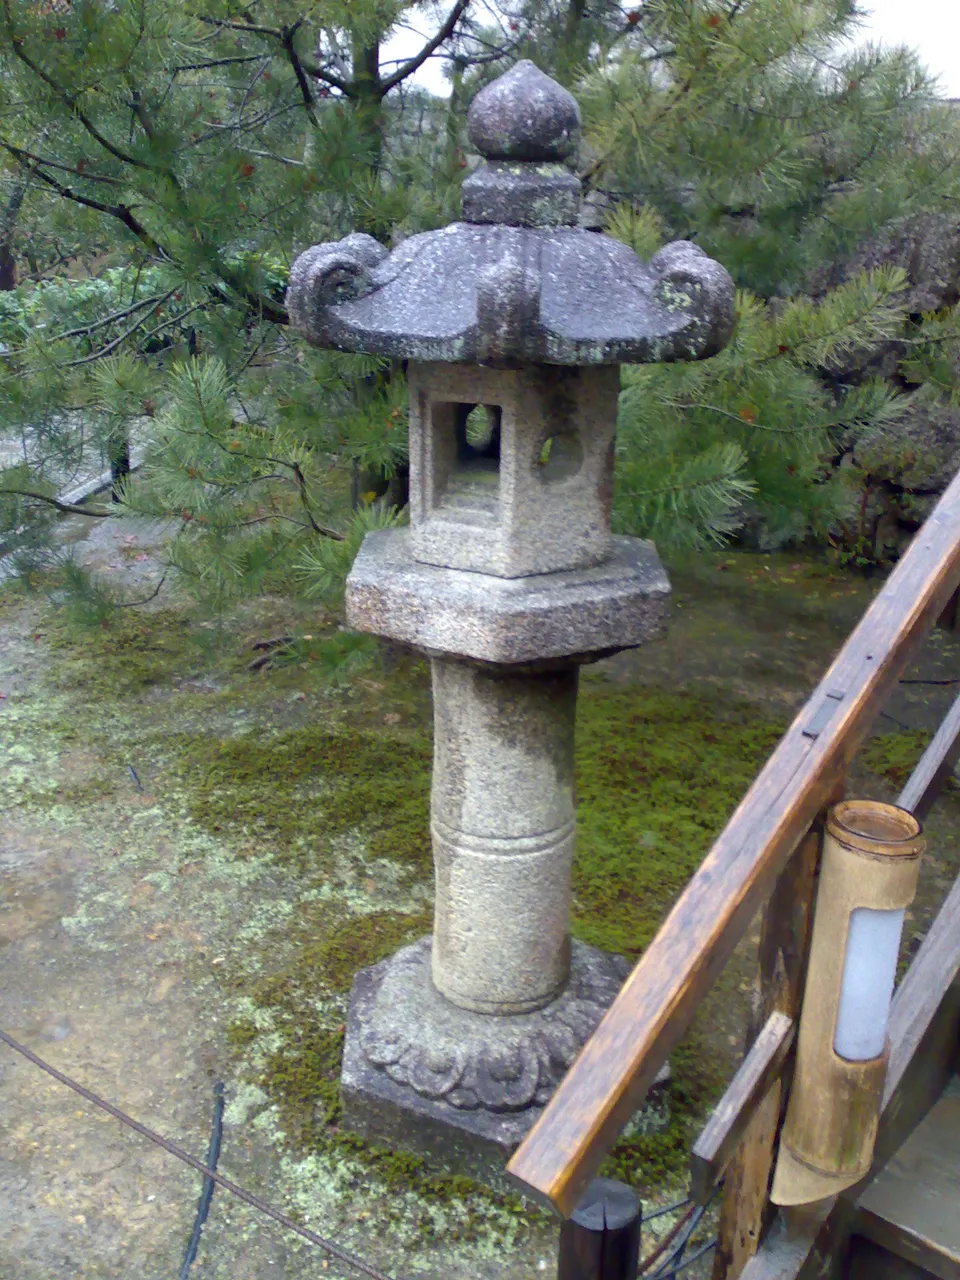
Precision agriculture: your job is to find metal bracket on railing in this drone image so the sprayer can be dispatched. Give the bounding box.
[802,689,845,740]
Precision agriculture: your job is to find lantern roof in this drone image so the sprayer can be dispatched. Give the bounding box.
[287,61,735,368]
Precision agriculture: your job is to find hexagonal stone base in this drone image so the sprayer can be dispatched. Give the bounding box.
[345,529,670,665]
[340,937,671,1190]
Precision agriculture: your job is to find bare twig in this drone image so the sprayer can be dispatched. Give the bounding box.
[244,147,304,166]
[249,634,295,651]
[116,572,169,608]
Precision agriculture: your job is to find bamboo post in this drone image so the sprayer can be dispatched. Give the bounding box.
[771,800,924,1205]
[558,1178,642,1280]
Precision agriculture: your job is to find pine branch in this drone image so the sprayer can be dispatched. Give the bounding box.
[173,55,266,73]
[54,293,169,342]
[60,288,180,367]
[23,162,171,260]
[2,1,164,176]
[0,489,113,517]
[380,0,472,94]
[279,19,319,126]
[0,138,123,186]
[196,13,352,93]
[668,401,810,435]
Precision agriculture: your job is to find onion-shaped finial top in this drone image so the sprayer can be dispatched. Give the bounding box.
[467,60,581,163]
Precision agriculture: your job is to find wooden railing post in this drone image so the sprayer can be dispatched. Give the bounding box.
[558,1179,642,1280]
[711,810,835,1280]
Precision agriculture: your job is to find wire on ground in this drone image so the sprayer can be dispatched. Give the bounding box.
[179,1079,225,1280]
[0,1027,396,1280]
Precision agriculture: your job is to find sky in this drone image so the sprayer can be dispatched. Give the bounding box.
[382,1,960,97]
[859,0,960,96]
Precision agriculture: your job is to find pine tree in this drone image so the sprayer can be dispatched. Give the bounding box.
[574,0,960,553]
[0,0,468,602]
[1,0,959,634]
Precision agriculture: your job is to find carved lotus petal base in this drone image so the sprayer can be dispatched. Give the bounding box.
[340,936,671,1186]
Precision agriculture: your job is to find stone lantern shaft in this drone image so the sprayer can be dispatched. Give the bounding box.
[287,59,735,1179]
[431,658,578,1014]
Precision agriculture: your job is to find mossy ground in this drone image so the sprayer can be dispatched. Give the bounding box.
[4,536,960,1275]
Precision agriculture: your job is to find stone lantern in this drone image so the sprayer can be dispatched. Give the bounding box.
[288,61,734,1177]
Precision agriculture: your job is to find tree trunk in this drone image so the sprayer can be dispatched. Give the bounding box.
[565,0,588,44]
[0,176,29,291]
[559,0,592,78]
[350,36,384,176]
[109,431,131,502]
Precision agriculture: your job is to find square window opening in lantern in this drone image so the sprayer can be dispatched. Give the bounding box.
[433,401,502,525]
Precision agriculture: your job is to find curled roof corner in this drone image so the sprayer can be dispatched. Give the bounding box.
[287,64,735,368]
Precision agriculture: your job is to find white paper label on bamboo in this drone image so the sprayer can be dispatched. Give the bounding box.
[833,906,906,1061]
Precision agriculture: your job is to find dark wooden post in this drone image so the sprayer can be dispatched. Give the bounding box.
[558,1178,642,1280]
[711,804,840,1280]
[936,584,960,632]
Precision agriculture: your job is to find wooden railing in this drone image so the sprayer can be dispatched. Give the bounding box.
[507,467,960,1278]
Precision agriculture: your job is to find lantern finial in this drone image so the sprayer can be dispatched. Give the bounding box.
[467,60,581,163]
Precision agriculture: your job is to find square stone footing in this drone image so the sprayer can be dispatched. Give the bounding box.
[341,936,670,1190]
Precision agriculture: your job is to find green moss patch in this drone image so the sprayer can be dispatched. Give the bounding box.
[45,608,196,694]
[570,682,786,1187]
[172,721,433,876]
[860,729,932,791]
[13,591,792,1208]
[574,684,785,956]
[308,910,431,992]
[226,902,526,1231]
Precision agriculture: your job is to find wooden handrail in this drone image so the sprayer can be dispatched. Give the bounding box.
[507,467,960,1217]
